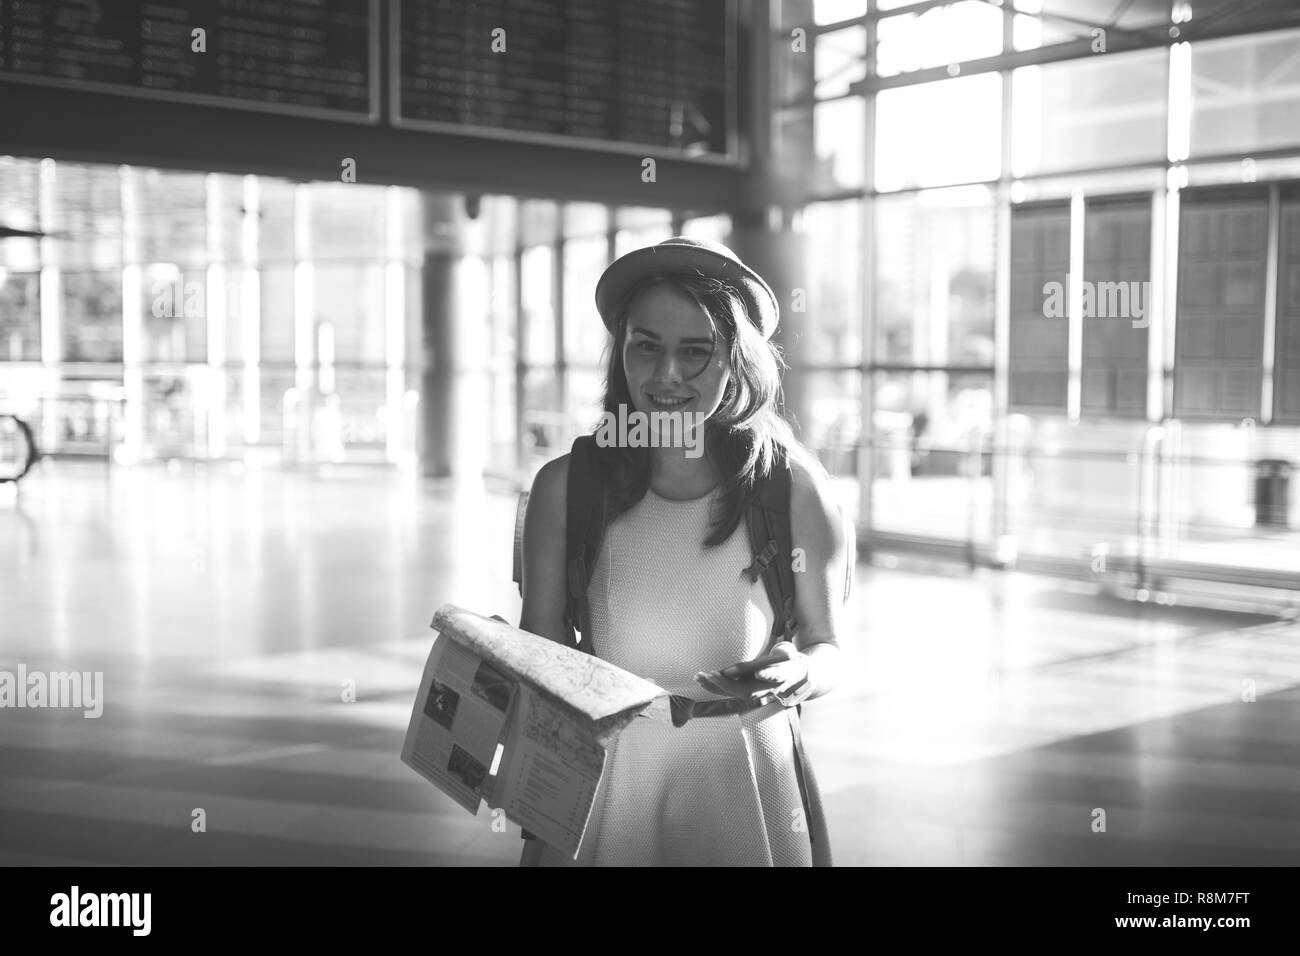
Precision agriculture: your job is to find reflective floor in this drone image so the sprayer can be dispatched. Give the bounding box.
[2,459,1298,866]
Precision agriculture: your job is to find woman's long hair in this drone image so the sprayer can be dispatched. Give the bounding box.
[592,271,815,547]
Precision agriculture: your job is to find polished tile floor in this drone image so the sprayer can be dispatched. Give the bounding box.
[1,459,1298,866]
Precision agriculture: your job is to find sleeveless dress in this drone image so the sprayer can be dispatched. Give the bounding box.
[535,484,813,867]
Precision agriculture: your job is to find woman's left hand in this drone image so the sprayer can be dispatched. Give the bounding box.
[694,641,812,707]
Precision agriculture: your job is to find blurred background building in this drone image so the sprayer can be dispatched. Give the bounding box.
[3,0,1298,597]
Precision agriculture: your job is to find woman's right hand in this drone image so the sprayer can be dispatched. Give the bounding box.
[694,640,810,705]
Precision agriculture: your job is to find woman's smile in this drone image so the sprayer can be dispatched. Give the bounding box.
[645,392,693,410]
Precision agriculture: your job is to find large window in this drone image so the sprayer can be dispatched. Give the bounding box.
[61,272,123,363]
[0,157,41,362]
[815,25,866,99]
[802,200,863,365]
[142,262,206,364]
[876,2,1002,76]
[875,75,1001,191]
[1190,28,1300,158]
[875,189,996,367]
[613,207,672,257]
[870,369,994,539]
[0,271,40,362]
[562,204,608,368]
[1011,51,1167,177]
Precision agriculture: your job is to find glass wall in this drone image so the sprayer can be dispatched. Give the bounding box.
[0,156,697,480]
[0,159,422,465]
[798,0,1300,580]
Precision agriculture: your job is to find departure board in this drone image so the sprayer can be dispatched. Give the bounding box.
[0,0,737,161]
[394,0,735,161]
[0,0,377,121]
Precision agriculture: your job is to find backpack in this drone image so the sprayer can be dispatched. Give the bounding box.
[511,434,851,866]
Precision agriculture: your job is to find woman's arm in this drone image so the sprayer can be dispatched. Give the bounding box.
[694,450,854,704]
[519,453,571,645]
[785,451,852,702]
[517,454,572,866]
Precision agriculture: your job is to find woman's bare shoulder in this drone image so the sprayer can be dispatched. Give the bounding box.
[785,448,845,542]
[786,447,834,503]
[529,453,571,513]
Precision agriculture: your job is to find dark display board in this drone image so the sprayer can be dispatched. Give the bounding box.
[1276,196,1300,425]
[1173,190,1268,421]
[0,1,737,162]
[0,0,378,121]
[1009,203,1071,413]
[394,0,735,161]
[1081,198,1150,419]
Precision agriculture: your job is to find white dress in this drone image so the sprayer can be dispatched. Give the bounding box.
[536,485,813,867]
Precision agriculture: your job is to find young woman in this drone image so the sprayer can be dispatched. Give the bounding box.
[518,237,851,867]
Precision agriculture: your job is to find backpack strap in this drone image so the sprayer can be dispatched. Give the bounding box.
[742,449,798,646]
[564,435,606,654]
[740,449,837,863]
[511,490,529,597]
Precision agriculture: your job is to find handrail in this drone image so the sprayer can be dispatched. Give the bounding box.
[831,436,1295,470]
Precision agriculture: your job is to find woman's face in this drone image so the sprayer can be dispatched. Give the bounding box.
[621,283,732,422]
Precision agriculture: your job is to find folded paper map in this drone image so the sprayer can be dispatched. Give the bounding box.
[432,604,667,741]
[401,604,671,859]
